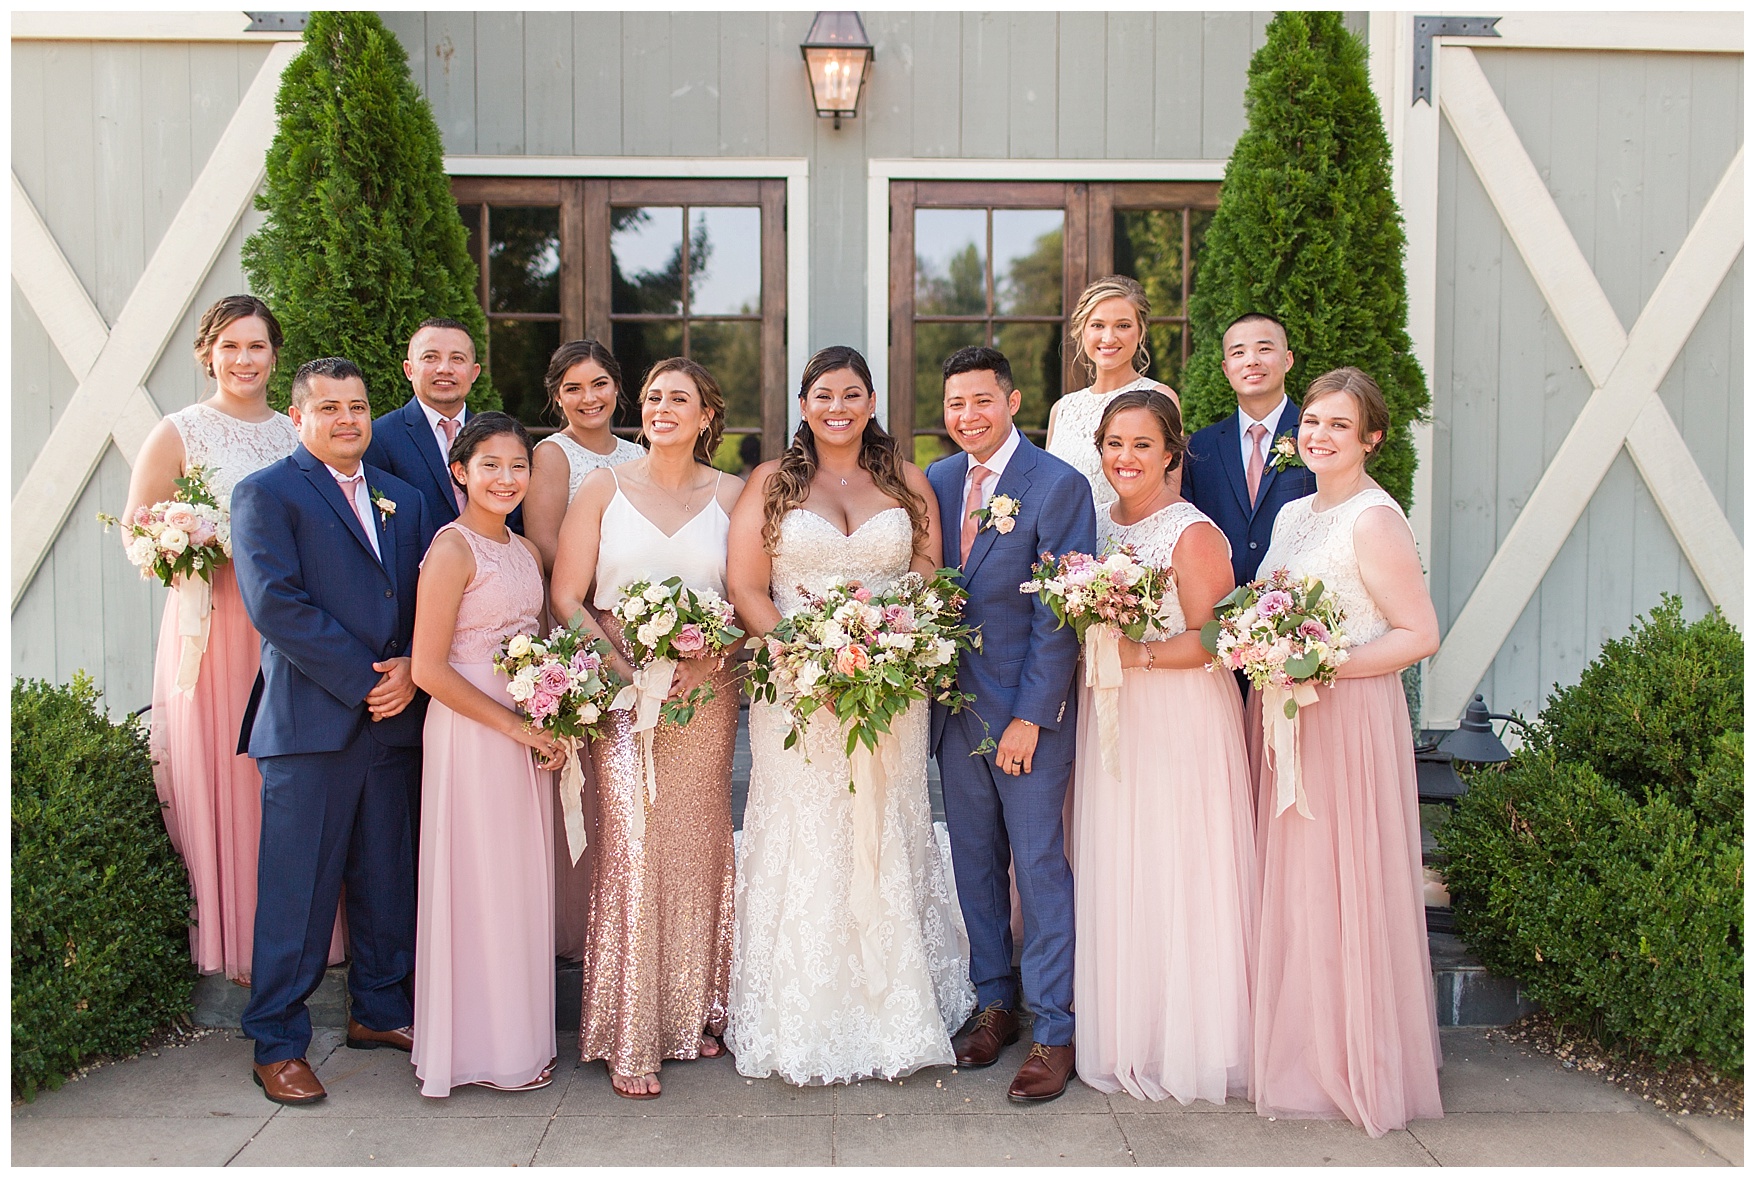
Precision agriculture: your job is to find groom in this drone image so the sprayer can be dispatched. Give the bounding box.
[232,358,434,1104]
[929,346,1094,1103]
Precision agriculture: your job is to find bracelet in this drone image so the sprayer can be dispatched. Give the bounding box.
[1144,646,1156,671]
[714,655,726,672]
[1018,718,1036,727]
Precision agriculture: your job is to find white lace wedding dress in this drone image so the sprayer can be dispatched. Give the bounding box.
[727,507,976,1085]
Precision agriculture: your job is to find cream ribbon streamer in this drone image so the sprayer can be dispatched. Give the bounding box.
[848,727,901,995]
[628,657,676,843]
[174,575,213,695]
[1263,681,1321,819]
[556,737,589,865]
[1084,625,1125,779]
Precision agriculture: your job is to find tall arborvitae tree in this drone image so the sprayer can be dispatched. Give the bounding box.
[243,11,495,416]
[1183,12,1427,510]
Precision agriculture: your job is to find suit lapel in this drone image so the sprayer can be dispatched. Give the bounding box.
[1215,413,1254,519]
[301,459,387,571]
[929,460,961,569]
[962,438,1038,580]
[1254,398,1302,508]
[404,400,454,507]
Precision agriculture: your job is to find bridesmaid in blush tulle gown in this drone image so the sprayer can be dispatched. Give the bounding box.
[122,295,341,984]
[1249,368,1443,1137]
[1072,390,1256,1105]
[410,412,567,1097]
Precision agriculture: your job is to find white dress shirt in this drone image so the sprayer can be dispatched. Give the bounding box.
[417,398,468,461]
[326,462,383,560]
[1239,396,1291,470]
[965,424,1022,510]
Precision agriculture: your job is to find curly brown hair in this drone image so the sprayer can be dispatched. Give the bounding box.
[636,356,724,465]
[760,346,929,554]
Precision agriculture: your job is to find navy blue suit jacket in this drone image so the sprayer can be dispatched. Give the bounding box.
[232,446,436,758]
[362,398,523,533]
[927,433,1095,763]
[1182,400,1316,586]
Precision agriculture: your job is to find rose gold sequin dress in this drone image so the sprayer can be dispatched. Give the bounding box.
[579,479,737,1078]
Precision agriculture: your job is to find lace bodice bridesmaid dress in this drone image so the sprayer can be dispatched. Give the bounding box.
[1045,375,1161,509]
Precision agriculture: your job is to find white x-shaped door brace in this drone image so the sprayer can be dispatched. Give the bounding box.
[10,40,300,608]
[1424,46,1745,723]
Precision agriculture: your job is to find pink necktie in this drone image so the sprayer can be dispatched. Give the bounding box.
[336,472,373,537]
[1246,423,1268,507]
[960,464,993,567]
[438,415,465,511]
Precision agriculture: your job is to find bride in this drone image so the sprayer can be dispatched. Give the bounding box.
[725,345,976,1085]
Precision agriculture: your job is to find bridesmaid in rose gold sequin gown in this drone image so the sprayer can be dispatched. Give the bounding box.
[550,357,743,1099]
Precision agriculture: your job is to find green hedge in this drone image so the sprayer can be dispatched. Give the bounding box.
[1437,596,1743,1072]
[12,676,195,1100]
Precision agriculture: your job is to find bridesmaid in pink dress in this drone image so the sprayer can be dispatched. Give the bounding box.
[123,295,341,983]
[1249,368,1443,1136]
[410,412,567,1096]
[1071,390,1256,1105]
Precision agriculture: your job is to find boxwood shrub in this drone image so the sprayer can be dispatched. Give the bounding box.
[1437,596,1743,1072]
[12,675,195,1100]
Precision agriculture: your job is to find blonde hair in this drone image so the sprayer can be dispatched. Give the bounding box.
[1069,275,1151,381]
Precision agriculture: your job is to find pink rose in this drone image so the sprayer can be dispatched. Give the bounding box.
[882,604,916,633]
[852,586,873,603]
[537,663,571,696]
[133,505,154,527]
[673,623,706,656]
[162,503,200,533]
[528,690,558,721]
[1257,589,1294,618]
[1297,619,1329,643]
[571,648,601,673]
[189,522,217,548]
[834,644,870,676]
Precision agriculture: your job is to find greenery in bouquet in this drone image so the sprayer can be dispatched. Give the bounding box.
[494,620,631,745]
[1200,567,1349,713]
[611,577,744,727]
[96,466,230,588]
[746,570,980,769]
[1020,547,1177,642]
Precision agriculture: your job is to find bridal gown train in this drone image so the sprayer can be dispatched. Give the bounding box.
[727,507,976,1086]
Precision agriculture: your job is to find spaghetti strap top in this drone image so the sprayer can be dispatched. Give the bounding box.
[592,469,731,609]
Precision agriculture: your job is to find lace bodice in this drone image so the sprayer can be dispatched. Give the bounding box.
[592,478,730,609]
[1098,500,1228,639]
[1046,376,1159,508]
[538,432,645,505]
[1258,488,1409,646]
[166,402,298,508]
[431,523,544,663]
[769,507,915,614]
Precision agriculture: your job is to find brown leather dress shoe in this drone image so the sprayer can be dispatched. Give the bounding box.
[253,1058,327,1105]
[952,1002,1019,1069]
[346,1018,415,1052]
[1007,1042,1076,1103]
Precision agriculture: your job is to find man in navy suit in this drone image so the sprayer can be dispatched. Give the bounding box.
[363,317,521,531]
[928,346,1094,1103]
[1182,311,1317,586]
[232,358,435,1105]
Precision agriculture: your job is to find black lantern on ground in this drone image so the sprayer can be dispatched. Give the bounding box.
[1438,693,1515,766]
[801,12,873,128]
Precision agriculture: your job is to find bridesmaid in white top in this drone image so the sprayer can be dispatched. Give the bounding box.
[550,357,745,1100]
[1044,275,1183,507]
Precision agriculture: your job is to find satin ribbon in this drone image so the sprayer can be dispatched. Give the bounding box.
[173,575,213,695]
[627,657,676,844]
[1263,681,1321,819]
[848,727,901,994]
[1084,624,1125,780]
[556,737,589,865]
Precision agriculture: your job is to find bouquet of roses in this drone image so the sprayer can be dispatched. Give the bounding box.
[1020,545,1179,777]
[98,466,231,693]
[495,620,635,862]
[746,569,980,778]
[610,576,744,728]
[1199,567,1349,819]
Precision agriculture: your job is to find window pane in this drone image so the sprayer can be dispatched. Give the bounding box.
[690,319,762,434]
[457,202,483,280]
[689,207,763,315]
[1145,322,1186,392]
[612,320,684,428]
[993,209,1063,316]
[912,320,987,442]
[488,318,561,427]
[611,206,684,314]
[914,208,987,316]
[1114,208,1185,321]
[1185,208,1215,309]
[994,322,1061,435]
[488,206,560,314]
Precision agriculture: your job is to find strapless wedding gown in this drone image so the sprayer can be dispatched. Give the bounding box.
[726,507,976,1085]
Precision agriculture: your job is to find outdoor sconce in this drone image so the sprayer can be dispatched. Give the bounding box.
[801,11,873,128]
[1438,693,1515,766]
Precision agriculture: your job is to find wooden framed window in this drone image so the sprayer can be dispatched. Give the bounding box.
[453,177,788,467]
[889,180,1219,463]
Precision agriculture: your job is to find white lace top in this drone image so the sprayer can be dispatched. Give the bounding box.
[769,507,913,614]
[1046,375,1161,509]
[1099,500,1227,640]
[1258,487,1410,646]
[165,402,299,508]
[537,432,646,505]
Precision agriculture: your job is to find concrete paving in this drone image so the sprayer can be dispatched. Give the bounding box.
[12,1025,1740,1166]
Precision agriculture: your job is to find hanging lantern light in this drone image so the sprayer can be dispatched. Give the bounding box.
[801,11,874,128]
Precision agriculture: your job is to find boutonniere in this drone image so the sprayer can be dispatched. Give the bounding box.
[370,488,397,521]
[971,493,1020,535]
[1268,435,1305,472]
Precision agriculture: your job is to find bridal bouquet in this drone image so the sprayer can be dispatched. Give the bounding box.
[1020,546,1179,777]
[610,576,744,728]
[97,466,231,693]
[1199,567,1350,819]
[495,621,635,862]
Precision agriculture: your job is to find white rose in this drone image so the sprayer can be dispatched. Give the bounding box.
[993,516,1015,534]
[795,661,824,692]
[989,495,1016,516]
[126,536,157,567]
[642,582,668,604]
[578,702,600,725]
[506,634,533,659]
[158,526,189,554]
[821,620,848,650]
[636,622,659,647]
[650,610,677,637]
[507,677,535,703]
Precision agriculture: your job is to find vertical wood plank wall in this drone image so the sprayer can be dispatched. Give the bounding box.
[1431,48,1743,721]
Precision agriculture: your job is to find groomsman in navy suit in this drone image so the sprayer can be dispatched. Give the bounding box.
[364,317,521,531]
[929,346,1094,1103]
[1182,312,1317,586]
[232,358,435,1105]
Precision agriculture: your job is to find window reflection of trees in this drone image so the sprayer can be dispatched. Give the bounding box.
[1112,208,1214,392]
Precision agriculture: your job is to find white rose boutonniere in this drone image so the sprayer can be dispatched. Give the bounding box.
[370,487,397,521]
[970,493,1021,536]
[1268,435,1305,472]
